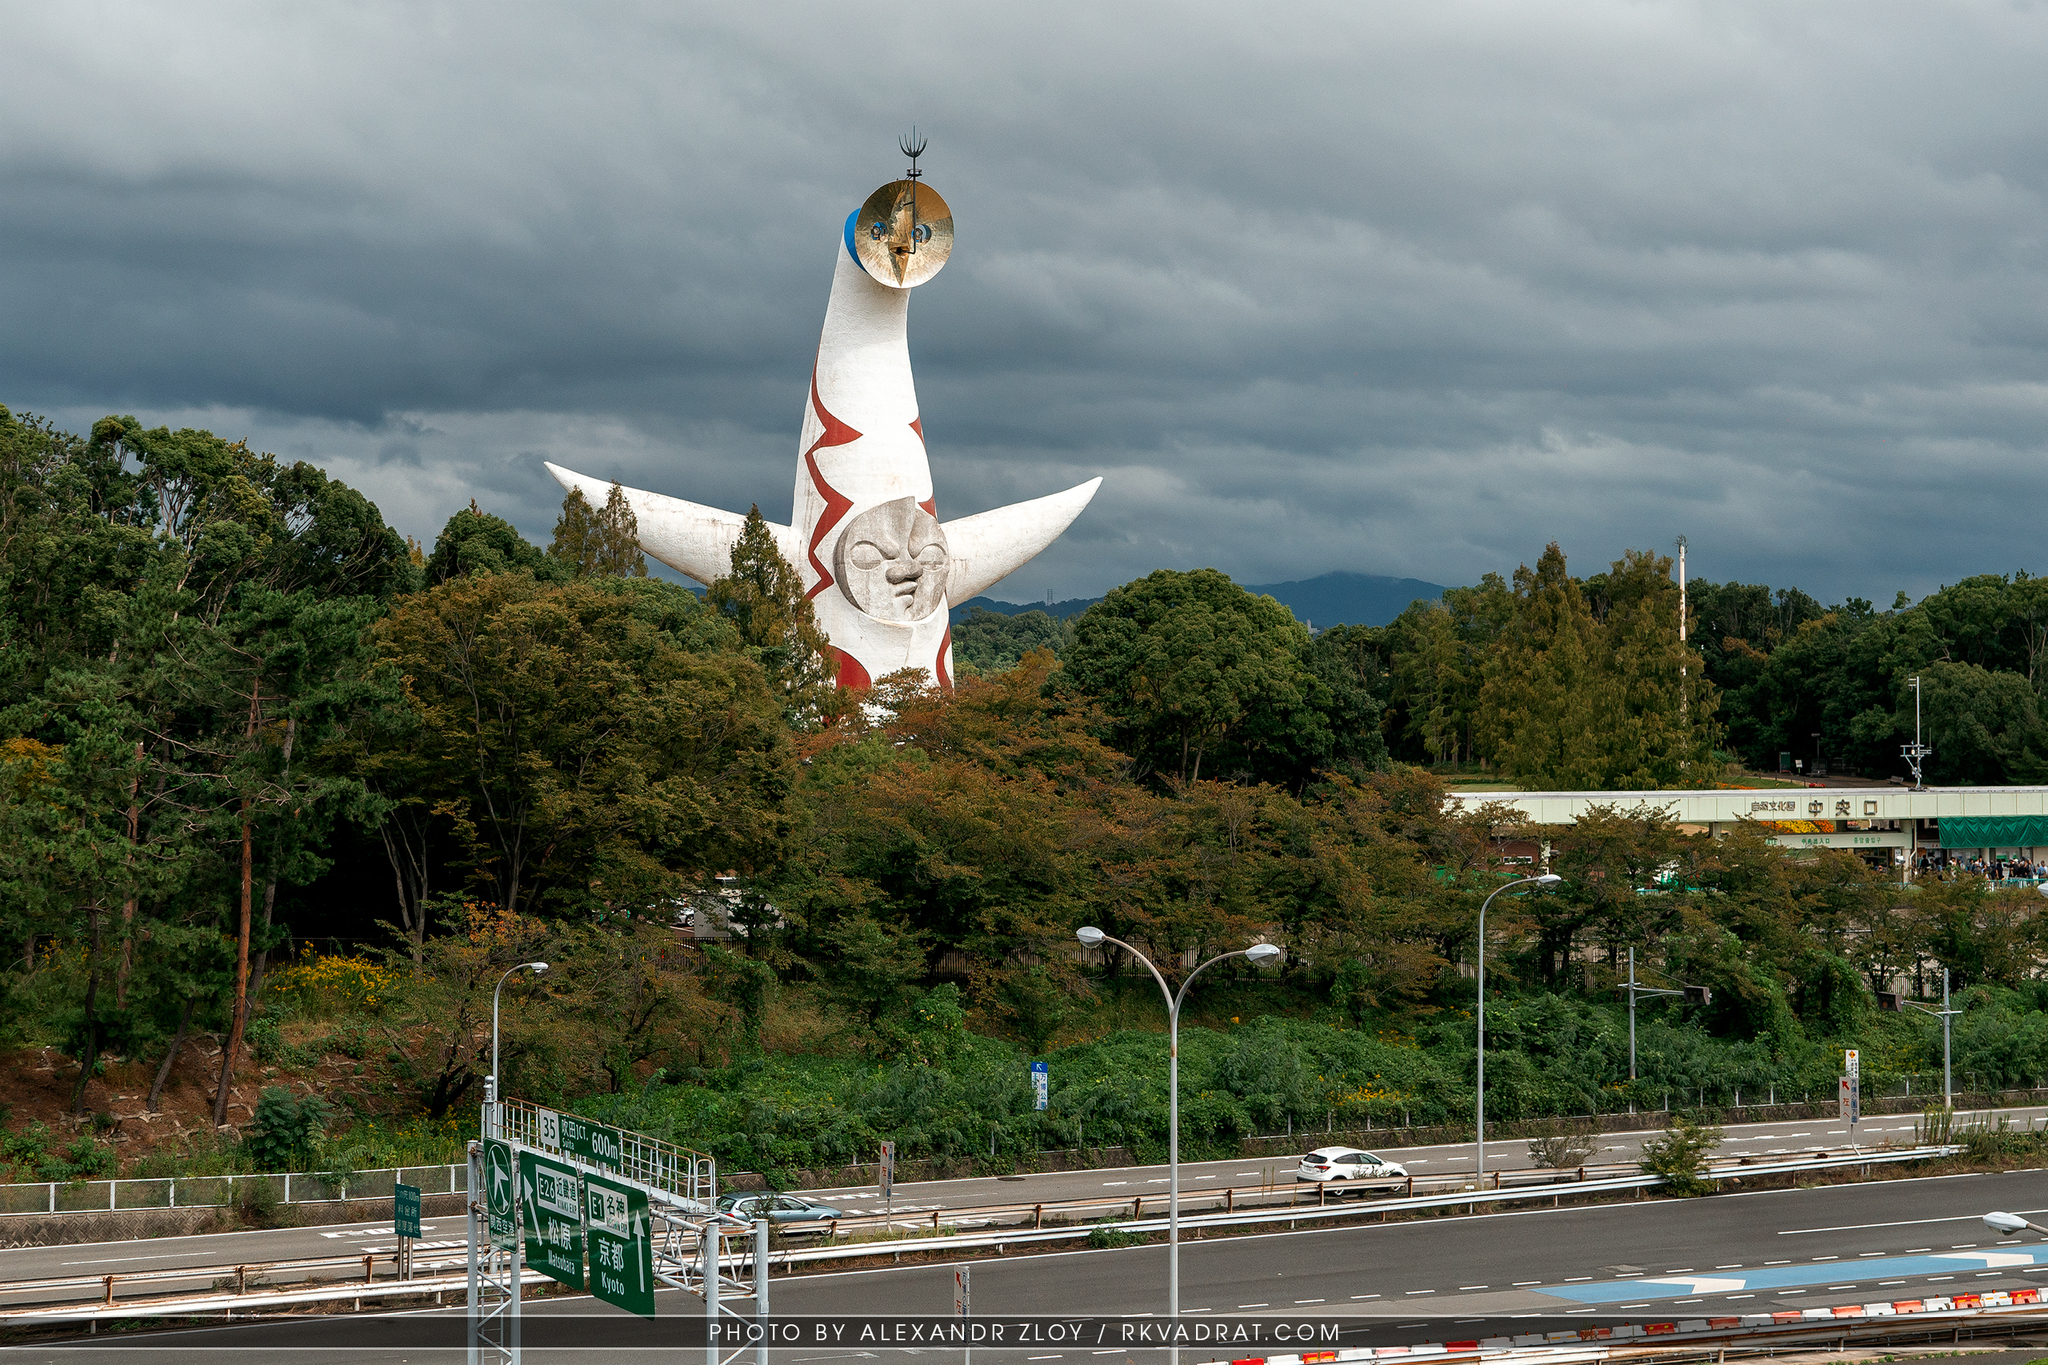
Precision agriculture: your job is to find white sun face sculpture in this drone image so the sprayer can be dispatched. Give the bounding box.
[546,169,1100,691]
[834,497,950,623]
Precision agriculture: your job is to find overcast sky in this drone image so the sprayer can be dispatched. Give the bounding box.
[7,1,2047,604]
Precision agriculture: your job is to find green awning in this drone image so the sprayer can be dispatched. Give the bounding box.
[1937,815,2048,849]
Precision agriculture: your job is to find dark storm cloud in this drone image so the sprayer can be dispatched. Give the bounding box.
[8,1,2048,601]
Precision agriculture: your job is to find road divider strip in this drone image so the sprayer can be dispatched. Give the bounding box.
[1197,1288,2046,1364]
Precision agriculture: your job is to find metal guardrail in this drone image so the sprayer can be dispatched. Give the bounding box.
[730,1146,1959,1268]
[492,1099,716,1212]
[0,1145,1957,1324]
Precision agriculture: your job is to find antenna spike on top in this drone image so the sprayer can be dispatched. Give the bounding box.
[900,128,927,178]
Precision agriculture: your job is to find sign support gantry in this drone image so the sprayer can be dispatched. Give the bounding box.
[467,1098,724,1363]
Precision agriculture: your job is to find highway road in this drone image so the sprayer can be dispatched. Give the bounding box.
[3,1106,2039,1297]
[10,1155,2048,1362]
[797,1108,2029,1218]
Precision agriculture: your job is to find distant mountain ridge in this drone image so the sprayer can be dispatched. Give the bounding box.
[950,571,1447,629]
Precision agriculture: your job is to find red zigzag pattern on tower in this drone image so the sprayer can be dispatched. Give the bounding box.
[802,364,862,600]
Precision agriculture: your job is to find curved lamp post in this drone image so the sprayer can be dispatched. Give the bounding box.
[1075,927,1283,1348]
[487,961,549,1128]
[1475,874,1562,1186]
[1986,1211,2048,1238]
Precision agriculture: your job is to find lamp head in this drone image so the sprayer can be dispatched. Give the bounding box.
[1245,943,1283,963]
[527,961,549,973]
[1533,874,1562,886]
[1985,1211,2029,1236]
[1076,927,1106,947]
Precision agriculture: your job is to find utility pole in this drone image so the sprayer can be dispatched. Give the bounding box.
[1902,675,1931,790]
[1676,536,1688,729]
[1882,968,1959,1112]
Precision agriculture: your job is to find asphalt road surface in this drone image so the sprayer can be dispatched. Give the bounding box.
[10,1154,2048,1362]
[4,1106,2039,1299]
[796,1108,2028,1218]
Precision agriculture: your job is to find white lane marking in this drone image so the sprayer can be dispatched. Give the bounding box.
[1193,1175,1219,1180]
[1458,1285,1487,1290]
[1351,1294,1379,1300]
[1404,1290,1434,1296]
[1715,1265,1743,1269]
[1512,1281,1540,1287]
[1783,1212,2043,1236]
[59,1253,202,1266]
[1295,1298,1325,1304]
[1101,1182,1128,1187]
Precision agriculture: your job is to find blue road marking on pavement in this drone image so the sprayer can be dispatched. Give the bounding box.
[1538,1247,2048,1304]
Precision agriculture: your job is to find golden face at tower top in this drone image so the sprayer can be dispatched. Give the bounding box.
[852,180,953,288]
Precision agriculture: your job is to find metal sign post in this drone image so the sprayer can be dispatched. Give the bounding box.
[395,1181,422,1280]
[954,1264,972,1365]
[1842,1048,1862,1152]
[468,1129,523,1365]
[880,1141,896,1228]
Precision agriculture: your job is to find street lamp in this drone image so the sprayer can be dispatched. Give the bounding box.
[1074,927,1282,1347]
[487,962,549,1124]
[1475,874,1563,1186]
[1986,1211,2048,1238]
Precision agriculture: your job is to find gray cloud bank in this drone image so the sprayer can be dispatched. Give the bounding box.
[6,1,2048,602]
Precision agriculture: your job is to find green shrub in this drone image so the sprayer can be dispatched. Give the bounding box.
[1088,1220,1143,1248]
[241,1088,332,1171]
[1639,1112,1723,1196]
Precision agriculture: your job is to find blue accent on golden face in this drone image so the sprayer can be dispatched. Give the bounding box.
[843,209,872,277]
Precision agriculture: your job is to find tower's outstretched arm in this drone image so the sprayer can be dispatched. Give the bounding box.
[543,462,796,586]
[941,477,1103,605]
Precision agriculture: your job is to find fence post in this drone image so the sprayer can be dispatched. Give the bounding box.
[49,1183,55,1214]
[169,1179,176,1209]
[284,1174,291,1204]
[110,1179,117,1211]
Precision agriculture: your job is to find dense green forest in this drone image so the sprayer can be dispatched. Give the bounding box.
[2,405,2044,1181]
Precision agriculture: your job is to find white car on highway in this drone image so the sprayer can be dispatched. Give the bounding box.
[1295,1146,1408,1187]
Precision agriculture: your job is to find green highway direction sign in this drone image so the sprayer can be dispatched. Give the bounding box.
[519,1149,584,1289]
[483,1139,517,1250]
[585,1170,654,1318]
[558,1112,625,1169]
[393,1181,422,1240]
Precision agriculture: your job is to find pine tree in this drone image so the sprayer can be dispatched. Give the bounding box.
[548,482,645,579]
[1474,543,1719,788]
[597,482,647,578]
[549,488,600,576]
[707,506,837,725]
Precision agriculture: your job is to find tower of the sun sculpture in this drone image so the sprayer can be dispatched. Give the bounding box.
[546,144,1100,689]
